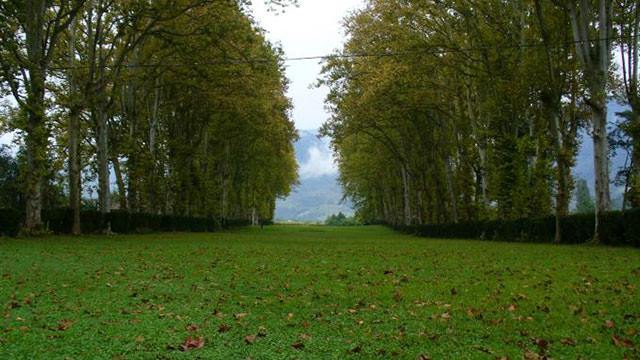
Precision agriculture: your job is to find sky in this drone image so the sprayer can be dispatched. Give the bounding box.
[250,0,365,131]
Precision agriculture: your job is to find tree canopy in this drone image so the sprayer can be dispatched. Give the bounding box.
[0,0,298,233]
[320,0,637,242]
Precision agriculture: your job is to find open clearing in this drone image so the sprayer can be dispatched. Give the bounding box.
[1,226,639,359]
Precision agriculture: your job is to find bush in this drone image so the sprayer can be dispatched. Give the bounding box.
[325,212,360,226]
[0,208,248,236]
[0,208,21,237]
[396,210,639,247]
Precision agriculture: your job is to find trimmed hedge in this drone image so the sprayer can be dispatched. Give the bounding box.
[0,208,251,236]
[394,209,640,247]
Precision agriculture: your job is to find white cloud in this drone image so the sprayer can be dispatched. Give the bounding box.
[251,0,365,130]
[299,146,338,178]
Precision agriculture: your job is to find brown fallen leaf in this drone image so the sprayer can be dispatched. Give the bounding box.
[560,338,577,346]
[57,319,73,331]
[416,355,431,360]
[523,351,540,360]
[245,335,257,344]
[292,341,304,350]
[186,324,199,332]
[507,304,517,312]
[612,335,634,348]
[533,338,549,350]
[213,309,224,319]
[234,313,249,320]
[604,320,615,329]
[441,312,451,320]
[180,336,205,351]
[218,324,231,333]
[257,326,268,337]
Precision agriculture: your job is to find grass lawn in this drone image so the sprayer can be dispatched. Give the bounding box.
[1,226,639,359]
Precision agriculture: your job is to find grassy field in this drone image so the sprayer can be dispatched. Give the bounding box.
[1,226,639,359]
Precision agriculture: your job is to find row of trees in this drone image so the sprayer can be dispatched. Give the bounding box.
[321,0,640,242]
[0,0,298,234]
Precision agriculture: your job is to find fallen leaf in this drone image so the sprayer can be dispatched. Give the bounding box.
[450,288,458,296]
[292,341,304,349]
[57,319,73,331]
[245,335,257,344]
[234,313,249,320]
[417,355,431,360]
[523,351,540,360]
[560,338,576,346]
[186,324,199,332]
[604,320,615,329]
[180,336,204,351]
[612,335,634,348]
[507,304,517,312]
[534,338,549,350]
[441,312,451,320]
[213,309,224,319]
[257,326,268,337]
[218,324,231,333]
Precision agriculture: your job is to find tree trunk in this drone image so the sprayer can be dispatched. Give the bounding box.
[401,164,411,226]
[445,156,459,223]
[96,105,110,221]
[68,17,82,235]
[23,0,47,233]
[592,102,611,242]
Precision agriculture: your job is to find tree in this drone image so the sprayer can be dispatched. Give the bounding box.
[566,0,613,242]
[614,0,640,208]
[0,0,86,232]
[575,178,596,214]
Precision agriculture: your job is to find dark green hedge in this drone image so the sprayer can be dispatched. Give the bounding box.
[0,208,252,236]
[394,209,640,247]
[0,208,22,237]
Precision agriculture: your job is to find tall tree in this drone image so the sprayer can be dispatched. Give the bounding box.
[567,0,613,242]
[0,0,86,232]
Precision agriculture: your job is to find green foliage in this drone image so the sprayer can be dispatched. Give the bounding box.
[320,0,591,227]
[0,208,249,236]
[396,209,640,247]
[324,212,359,226]
[0,146,21,209]
[574,178,596,214]
[1,226,639,358]
[1,1,298,232]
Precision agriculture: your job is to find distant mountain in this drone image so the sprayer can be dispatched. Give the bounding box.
[275,130,354,222]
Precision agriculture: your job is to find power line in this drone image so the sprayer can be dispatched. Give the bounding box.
[49,34,638,71]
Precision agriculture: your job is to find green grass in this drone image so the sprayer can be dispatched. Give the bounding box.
[1,226,639,359]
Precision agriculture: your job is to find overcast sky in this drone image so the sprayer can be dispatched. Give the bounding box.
[250,0,364,131]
